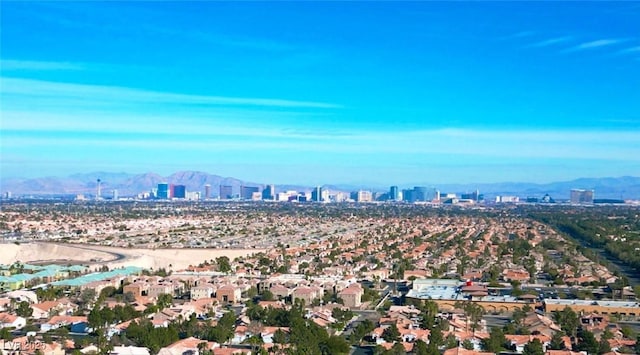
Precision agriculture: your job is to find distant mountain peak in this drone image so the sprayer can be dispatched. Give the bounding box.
[1,172,639,199]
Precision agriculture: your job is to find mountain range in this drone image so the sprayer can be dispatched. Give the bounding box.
[1,172,640,200]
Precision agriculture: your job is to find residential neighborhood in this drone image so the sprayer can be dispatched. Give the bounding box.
[0,202,638,354]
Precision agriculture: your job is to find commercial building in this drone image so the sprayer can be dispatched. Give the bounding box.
[204,184,211,200]
[351,190,373,202]
[406,279,530,312]
[544,299,639,316]
[262,184,275,200]
[157,183,169,199]
[496,196,519,203]
[173,185,186,199]
[401,187,439,202]
[311,186,323,202]
[219,185,233,200]
[241,186,260,200]
[570,189,594,204]
[389,186,399,201]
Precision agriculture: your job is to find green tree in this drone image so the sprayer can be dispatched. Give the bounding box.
[549,332,566,350]
[522,338,545,355]
[79,288,97,308]
[553,306,579,337]
[261,289,274,301]
[418,300,438,330]
[598,337,612,355]
[387,342,406,355]
[455,301,485,333]
[123,291,136,303]
[445,334,458,349]
[16,301,32,318]
[273,328,288,344]
[414,340,429,355]
[0,328,12,341]
[576,329,599,355]
[323,335,350,354]
[462,339,474,350]
[156,293,173,310]
[216,256,231,273]
[382,324,401,343]
[482,327,507,353]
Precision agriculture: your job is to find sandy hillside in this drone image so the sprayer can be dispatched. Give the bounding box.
[0,242,266,271]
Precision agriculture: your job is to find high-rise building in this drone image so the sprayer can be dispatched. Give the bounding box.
[311,186,323,202]
[112,189,119,201]
[570,189,594,204]
[461,189,481,202]
[241,186,260,200]
[204,184,211,200]
[173,185,186,199]
[389,186,399,201]
[96,179,102,200]
[169,184,176,199]
[413,186,428,202]
[157,183,169,199]
[355,190,373,202]
[220,185,233,200]
[262,184,275,200]
[402,189,414,202]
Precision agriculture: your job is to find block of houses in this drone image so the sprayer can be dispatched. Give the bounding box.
[0,313,26,329]
[292,286,322,306]
[148,283,174,298]
[32,302,61,319]
[503,269,531,282]
[506,334,551,353]
[110,345,152,355]
[191,285,215,301]
[338,284,363,308]
[41,315,88,332]
[123,282,150,297]
[158,337,218,355]
[216,285,241,304]
[269,284,291,300]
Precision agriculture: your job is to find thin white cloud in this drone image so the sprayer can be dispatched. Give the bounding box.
[1,111,336,140]
[1,77,341,109]
[500,31,536,40]
[1,59,85,71]
[563,39,625,52]
[618,46,640,54]
[3,127,639,162]
[526,36,573,48]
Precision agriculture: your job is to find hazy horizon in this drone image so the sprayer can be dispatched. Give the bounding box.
[1,2,639,184]
[2,169,639,191]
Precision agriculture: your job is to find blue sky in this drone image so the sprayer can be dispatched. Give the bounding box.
[1,1,639,185]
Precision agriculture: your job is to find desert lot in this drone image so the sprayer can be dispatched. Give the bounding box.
[0,242,265,271]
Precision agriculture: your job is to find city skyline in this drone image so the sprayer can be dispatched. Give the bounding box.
[1,2,639,185]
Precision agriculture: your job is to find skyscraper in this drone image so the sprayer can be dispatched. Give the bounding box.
[173,185,186,199]
[204,184,211,199]
[241,186,260,200]
[157,183,169,199]
[413,186,428,202]
[570,189,594,204]
[96,178,102,200]
[389,186,399,201]
[311,186,323,202]
[402,189,414,202]
[356,190,373,202]
[262,184,275,200]
[220,185,233,200]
